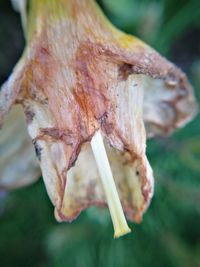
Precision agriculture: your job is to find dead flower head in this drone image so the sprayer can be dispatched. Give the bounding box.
[0,0,197,237]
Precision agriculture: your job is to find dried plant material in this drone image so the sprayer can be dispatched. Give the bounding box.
[0,105,39,190]
[0,0,197,237]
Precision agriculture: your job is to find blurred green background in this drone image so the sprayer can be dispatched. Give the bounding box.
[0,0,200,266]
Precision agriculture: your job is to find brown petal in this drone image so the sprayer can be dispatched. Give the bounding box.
[0,0,197,225]
[55,74,153,223]
[56,141,153,224]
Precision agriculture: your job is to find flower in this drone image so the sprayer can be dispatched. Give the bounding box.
[0,0,197,237]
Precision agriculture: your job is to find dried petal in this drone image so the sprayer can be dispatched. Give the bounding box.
[0,105,40,190]
[0,0,197,229]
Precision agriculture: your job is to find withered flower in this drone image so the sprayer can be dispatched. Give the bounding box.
[0,0,197,237]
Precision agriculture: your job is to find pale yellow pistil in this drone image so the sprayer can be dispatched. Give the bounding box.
[91,130,131,238]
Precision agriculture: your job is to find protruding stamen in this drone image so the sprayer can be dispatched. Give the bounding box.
[91,130,131,238]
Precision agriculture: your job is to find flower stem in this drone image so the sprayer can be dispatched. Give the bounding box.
[91,130,131,238]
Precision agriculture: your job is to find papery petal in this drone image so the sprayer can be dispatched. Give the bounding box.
[0,105,40,190]
[0,57,26,127]
[56,141,153,224]
[55,74,154,223]
[0,0,197,224]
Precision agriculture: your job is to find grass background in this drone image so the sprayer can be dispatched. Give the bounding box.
[0,0,200,266]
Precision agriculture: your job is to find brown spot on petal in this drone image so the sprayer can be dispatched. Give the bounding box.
[32,140,42,161]
[118,63,133,81]
[24,108,35,124]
